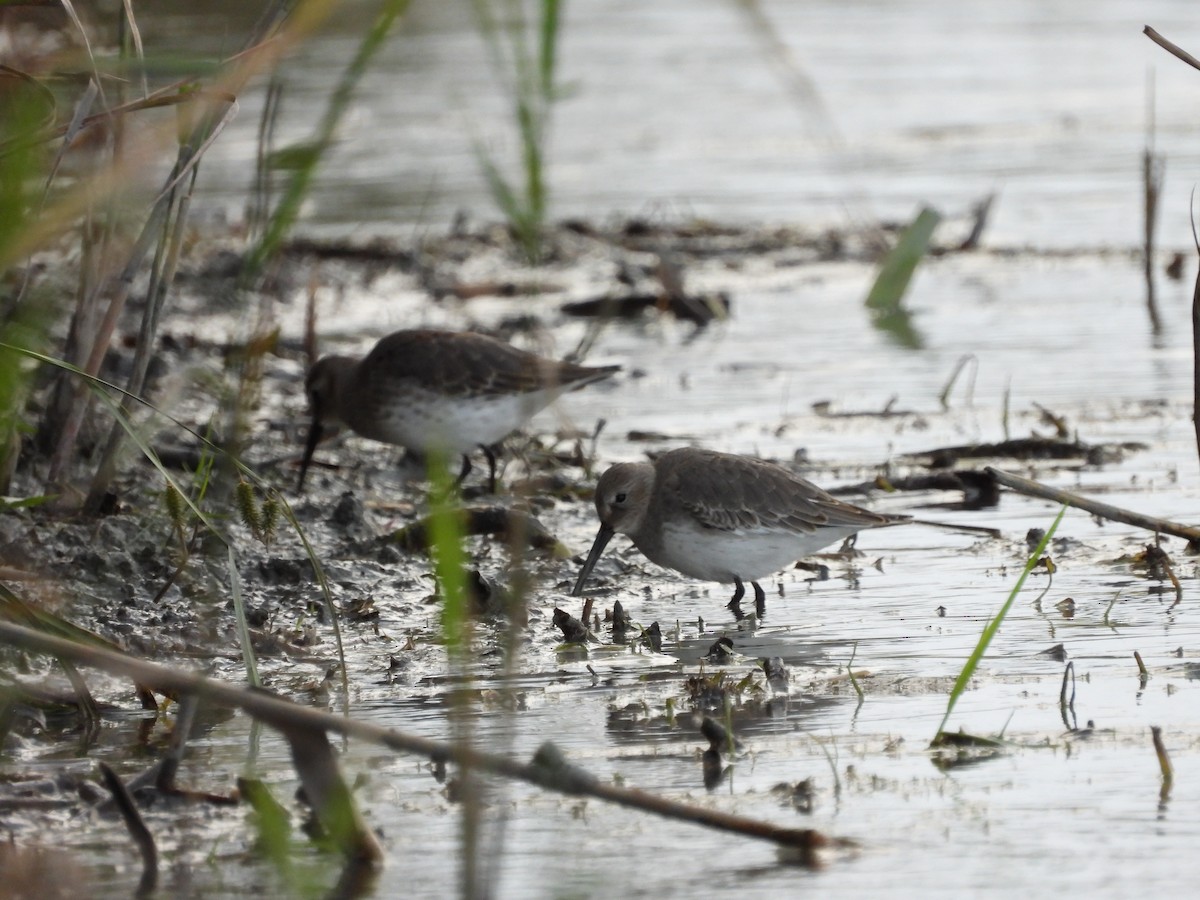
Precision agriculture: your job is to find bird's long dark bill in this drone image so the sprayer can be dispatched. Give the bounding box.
[297,418,324,492]
[572,524,615,596]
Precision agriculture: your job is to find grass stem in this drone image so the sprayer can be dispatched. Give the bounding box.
[933,504,1067,742]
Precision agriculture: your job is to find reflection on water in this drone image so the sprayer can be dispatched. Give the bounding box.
[155,0,1200,251]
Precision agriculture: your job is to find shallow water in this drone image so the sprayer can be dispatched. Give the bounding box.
[178,0,1200,250]
[8,1,1200,897]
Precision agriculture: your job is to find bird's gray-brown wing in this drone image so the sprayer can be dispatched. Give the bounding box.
[362,330,616,398]
[660,449,905,535]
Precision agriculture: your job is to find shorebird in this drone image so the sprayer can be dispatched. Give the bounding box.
[572,447,908,615]
[299,329,618,491]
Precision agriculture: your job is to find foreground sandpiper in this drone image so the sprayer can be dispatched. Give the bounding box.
[572,447,909,615]
[299,329,619,491]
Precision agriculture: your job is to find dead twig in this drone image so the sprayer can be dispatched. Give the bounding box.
[1151,725,1174,798]
[1059,661,1076,731]
[1191,190,1200,477]
[0,620,844,864]
[957,194,994,252]
[1158,547,1183,607]
[985,467,1200,546]
[1144,26,1200,73]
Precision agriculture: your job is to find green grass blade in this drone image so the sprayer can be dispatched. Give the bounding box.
[537,0,561,97]
[276,497,350,715]
[87,384,227,545]
[468,0,560,263]
[424,453,481,894]
[473,139,525,224]
[243,0,411,279]
[239,778,294,874]
[516,95,545,222]
[865,205,940,310]
[227,545,260,686]
[864,205,940,349]
[934,504,1067,741]
[428,457,468,660]
[0,495,56,511]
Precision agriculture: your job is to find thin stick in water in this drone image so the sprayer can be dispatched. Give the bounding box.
[985,467,1200,546]
[1144,26,1200,73]
[1191,190,1200,477]
[98,761,158,897]
[1151,725,1174,785]
[1143,68,1163,335]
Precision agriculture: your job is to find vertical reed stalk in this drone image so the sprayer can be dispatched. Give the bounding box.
[1143,69,1164,335]
[470,0,562,263]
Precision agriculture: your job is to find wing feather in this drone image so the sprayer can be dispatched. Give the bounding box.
[363,330,615,397]
[659,449,903,535]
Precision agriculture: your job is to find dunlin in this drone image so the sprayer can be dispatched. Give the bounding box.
[572,447,908,614]
[299,329,618,491]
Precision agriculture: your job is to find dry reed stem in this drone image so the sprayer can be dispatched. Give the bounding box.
[1144,26,1200,73]
[986,467,1200,545]
[34,0,338,487]
[0,620,836,862]
[1142,71,1163,335]
[1151,725,1174,784]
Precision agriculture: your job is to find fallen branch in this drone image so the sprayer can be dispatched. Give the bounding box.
[986,467,1200,546]
[901,436,1144,468]
[0,620,840,864]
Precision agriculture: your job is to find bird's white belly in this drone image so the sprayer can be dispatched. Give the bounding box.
[652,520,858,583]
[367,389,556,453]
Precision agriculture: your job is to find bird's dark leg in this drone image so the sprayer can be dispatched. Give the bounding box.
[727,577,747,620]
[752,581,766,619]
[478,443,500,493]
[453,454,472,489]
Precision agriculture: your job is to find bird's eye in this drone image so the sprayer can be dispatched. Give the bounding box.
[614,492,627,504]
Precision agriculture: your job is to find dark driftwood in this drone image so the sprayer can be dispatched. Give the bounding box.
[0,621,838,863]
[561,291,732,326]
[902,437,1145,469]
[829,470,1001,511]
